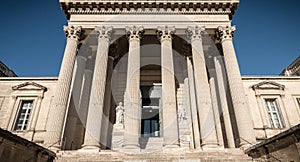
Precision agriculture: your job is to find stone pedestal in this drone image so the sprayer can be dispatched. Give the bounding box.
[111,124,125,151]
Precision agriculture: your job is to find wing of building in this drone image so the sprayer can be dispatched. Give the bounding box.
[0,0,300,161]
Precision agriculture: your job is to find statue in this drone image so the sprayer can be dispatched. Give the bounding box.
[116,102,124,124]
[178,104,187,124]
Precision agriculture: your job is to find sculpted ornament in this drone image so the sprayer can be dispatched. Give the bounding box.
[157,26,175,42]
[186,26,205,41]
[125,26,144,40]
[63,25,82,40]
[216,26,236,41]
[95,26,113,40]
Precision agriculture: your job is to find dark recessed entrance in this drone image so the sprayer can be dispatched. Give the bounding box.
[141,86,161,137]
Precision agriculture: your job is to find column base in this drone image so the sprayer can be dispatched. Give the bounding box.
[120,145,140,153]
[78,146,101,153]
[163,144,179,150]
[201,143,221,151]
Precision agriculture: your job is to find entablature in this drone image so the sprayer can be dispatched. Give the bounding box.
[60,0,239,19]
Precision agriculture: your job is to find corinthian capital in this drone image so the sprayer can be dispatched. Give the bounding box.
[216,26,236,42]
[186,26,205,41]
[157,26,175,42]
[95,26,113,40]
[125,26,144,40]
[64,25,82,40]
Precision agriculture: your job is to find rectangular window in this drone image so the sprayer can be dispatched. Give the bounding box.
[14,100,33,131]
[265,99,284,129]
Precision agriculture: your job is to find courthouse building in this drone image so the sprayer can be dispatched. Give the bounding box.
[0,0,300,161]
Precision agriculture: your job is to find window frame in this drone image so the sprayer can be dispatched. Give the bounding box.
[13,100,34,131]
[9,96,37,132]
[264,98,285,129]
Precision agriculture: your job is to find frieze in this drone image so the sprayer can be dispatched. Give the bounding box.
[60,1,238,17]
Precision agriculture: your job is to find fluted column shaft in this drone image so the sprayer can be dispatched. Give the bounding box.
[186,57,201,149]
[82,26,112,149]
[100,56,114,149]
[208,69,224,147]
[123,26,144,149]
[157,26,179,147]
[44,26,82,149]
[217,26,256,147]
[186,26,218,148]
[77,66,93,147]
[214,56,235,148]
[65,55,87,149]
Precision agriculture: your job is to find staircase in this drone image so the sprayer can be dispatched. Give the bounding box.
[55,149,262,162]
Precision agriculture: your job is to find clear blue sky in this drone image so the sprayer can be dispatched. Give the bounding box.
[0,0,299,76]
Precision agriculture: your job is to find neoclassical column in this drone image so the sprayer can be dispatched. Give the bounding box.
[44,26,82,149]
[216,26,256,147]
[186,26,218,148]
[186,57,201,149]
[214,57,235,148]
[123,26,144,151]
[157,26,179,148]
[76,58,94,148]
[100,56,114,149]
[81,26,112,150]
[208,69,224,147]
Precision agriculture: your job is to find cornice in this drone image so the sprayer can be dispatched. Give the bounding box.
[12,82,48,91]
[60,1,239,19]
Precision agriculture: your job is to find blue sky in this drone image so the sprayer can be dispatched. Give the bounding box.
[0,0,299,76]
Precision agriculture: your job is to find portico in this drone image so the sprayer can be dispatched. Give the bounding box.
[43,0,256,153]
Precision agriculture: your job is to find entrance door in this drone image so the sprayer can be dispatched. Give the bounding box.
[140,86,161,137]
[141,109,159,137]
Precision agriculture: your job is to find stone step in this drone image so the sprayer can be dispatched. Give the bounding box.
[55,149,262,162]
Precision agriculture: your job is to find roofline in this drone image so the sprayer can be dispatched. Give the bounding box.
[59,0,240,20]
[0,77,58,81]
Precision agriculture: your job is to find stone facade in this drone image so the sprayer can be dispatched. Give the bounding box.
[0,0,300,161]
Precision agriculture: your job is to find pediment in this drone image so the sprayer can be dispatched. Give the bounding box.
[12,82,47,91]
[251,81,285,90]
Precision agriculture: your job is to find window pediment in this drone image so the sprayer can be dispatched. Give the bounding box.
[251,81,285,90]
[12,82,47,91]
